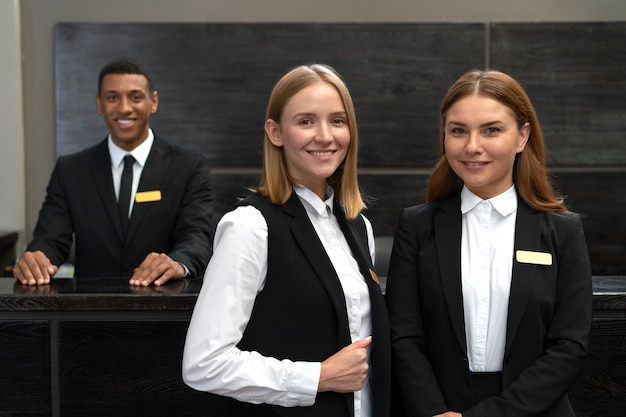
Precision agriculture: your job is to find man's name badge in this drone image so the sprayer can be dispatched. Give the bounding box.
[516,250,553,266]
[135,190,162,203]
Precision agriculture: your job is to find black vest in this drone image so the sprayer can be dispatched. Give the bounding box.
[229,192,390,417]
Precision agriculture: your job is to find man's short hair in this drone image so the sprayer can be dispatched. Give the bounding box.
[98,58,155,94]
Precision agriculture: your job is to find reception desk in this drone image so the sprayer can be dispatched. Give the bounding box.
[1,276,626,417]
[0,277,228,417]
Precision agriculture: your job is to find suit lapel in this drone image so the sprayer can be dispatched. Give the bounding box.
[283,193,352,346]
[434,195,467,353]
[125,138,170,244]
[90,139,124,242]
[506,199,542,349]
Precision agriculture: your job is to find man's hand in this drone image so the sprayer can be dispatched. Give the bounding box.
[318,337,372,393]
[129,252,185,286]
[13,251,58,285]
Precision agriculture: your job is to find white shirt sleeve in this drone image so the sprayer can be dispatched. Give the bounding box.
[182,205,320,407]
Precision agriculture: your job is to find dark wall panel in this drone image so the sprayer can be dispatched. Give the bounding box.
[359,173,429,236]
[210,172,428,238]
[490,22,626,167]
[54,22,625,276]
[54,23,485,168]
[556,171,626,275]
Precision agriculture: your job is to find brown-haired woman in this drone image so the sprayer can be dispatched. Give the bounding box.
[183,63,390,417]
[386,69,592,417]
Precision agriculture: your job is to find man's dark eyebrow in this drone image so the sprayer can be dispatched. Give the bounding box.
[102,89,146,95]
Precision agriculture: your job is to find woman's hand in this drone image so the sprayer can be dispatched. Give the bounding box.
[318,337,372,393]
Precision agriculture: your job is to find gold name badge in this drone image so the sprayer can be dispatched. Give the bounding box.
[135,190,162,203]
[516,250,553,266]
[369,269,380,285]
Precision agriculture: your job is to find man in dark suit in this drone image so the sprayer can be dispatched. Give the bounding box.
[14,58,213,286]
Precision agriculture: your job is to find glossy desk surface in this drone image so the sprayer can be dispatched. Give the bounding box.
[0,275,625,312]
[0,277,203,319]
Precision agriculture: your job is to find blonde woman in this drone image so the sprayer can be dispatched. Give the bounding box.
[183,64,390,417]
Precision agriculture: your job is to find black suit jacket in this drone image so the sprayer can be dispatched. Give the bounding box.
[27,136,214,278]
[385,193,592,417]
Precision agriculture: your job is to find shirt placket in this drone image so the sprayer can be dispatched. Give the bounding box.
[475,201,492,371]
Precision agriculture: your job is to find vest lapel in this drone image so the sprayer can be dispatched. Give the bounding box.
[283,193,352,346]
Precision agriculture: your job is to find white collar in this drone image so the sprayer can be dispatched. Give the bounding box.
[461,185,517,216]
[294,185,335,216]
[108,129,154,168]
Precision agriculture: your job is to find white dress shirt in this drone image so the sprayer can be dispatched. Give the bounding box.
[108,129,154,218]
[183,185,375,416]
[460,185,517,372]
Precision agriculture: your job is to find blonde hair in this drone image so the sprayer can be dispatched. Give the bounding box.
[427,69,566,212]
[256,63,365,219]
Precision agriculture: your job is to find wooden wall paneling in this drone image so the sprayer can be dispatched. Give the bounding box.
[54,23,486,169]
[490,22,626,167]
[358,172,429,236]
[208,171,260,234]
[54,22,624,274]
[208,171,429,239]
[555,171,626,275]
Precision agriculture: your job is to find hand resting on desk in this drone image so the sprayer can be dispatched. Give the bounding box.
[14,250,185,287]
[13,250,58,285]
[129,252,186,287]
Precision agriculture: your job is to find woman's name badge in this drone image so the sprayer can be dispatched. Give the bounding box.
[516,250,553,266]
[135,190,162,203]
[369,269,380,285]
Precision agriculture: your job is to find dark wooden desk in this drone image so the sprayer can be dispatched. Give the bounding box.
[1,276,626,416]
[0,277,227,417]
[571,276,626,417]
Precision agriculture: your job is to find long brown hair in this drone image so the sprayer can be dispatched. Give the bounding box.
[427,69,566,212]
[256,63,365,219]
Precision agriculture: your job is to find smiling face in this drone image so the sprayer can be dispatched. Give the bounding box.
[444,95,529,200]
[265,82,350,199]
[96,73,158,151]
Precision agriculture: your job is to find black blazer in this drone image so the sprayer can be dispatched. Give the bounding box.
[27,136,214,277]
[385,193,592,417]
[232,192,391,417]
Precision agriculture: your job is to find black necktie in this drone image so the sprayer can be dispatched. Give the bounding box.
[118,154,135,235]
